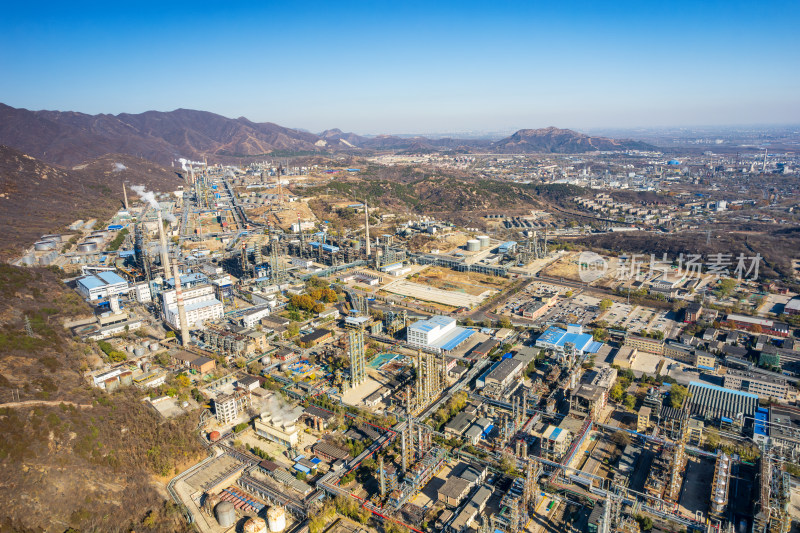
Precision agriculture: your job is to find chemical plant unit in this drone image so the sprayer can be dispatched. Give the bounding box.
[16,154,800,533]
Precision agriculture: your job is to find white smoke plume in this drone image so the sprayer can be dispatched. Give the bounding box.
[113,162,127,172]
[131,185,176,222]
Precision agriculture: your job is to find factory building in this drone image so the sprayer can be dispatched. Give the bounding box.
[214,389,252,425]
[239,305,271,328]
[162,284,223,331]
[76,271,129,300]
[406,315,474,354]
[254,406,303,448]
[540,425,573,461]
[685,381,758,429]
[535,324,601,355]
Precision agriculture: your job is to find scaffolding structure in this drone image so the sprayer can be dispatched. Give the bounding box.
[414,350,445,412]
[516,229,548,265]
[348,329,365,389]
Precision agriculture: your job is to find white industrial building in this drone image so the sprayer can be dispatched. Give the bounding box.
[407,315,474,354]
[76,271,129,300]
[132,282,152,303]
[239,305,271,328]
[161,284,223,331]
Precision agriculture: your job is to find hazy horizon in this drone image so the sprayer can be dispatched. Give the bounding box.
[2,1,798,133]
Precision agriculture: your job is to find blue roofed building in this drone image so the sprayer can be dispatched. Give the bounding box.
[76,271,129,300]
[407,315,474,354]
[535,324,601,356]
[497,241,517,254]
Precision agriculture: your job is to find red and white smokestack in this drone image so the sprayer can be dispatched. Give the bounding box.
[173,263,190,347]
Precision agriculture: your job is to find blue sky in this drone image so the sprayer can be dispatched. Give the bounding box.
[1,1,798,134]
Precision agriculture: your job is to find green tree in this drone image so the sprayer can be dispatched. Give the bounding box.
[624,394,636,410]
[175,374,191,388]
[610,382,625,402]
[669,384,688,408]
[599,298,613,311]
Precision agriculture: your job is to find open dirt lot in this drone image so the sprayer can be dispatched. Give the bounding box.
[382,279,495,308]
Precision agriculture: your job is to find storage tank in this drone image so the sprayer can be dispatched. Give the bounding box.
[126,345,135,353]
[267,507,286,532]
[77,242,98,253]
[215,501,236,527]
[41,234,62,242]
[466,239,480,252]
[133,346,146,357]
[244,517,268,533]
[149,342,160,351]
[477,235,490,249]
[85,236,104,244]
[209,430,221,442]
[34,241,57,251]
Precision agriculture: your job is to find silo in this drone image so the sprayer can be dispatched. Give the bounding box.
[215,501,235,527]
[352,239,361,250]
[149,342,160,352]
[41,234,62,242]
[133,345,146,357]
[244,517,268,533]
[466,239,480,252]
[477,235,490,249]
[267,507,286,533]
[126,345,135,353]
[78,242,98,253]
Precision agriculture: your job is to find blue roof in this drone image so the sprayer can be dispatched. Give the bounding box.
[481,424,494,438]
[98,271,126,285]
[721,417,733,424]
[754,407,768,437]
[698,364,715,371]
[537,326,567,345]
[550,427,562,440]
[502,352,513,359]
[293,463,311,474]
[584,341,604,354]
[118,250,135,257]
[440,328,474,351]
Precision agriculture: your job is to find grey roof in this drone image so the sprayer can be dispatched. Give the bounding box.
[438,476,471,500]
[686,382,758,420]
[485,358,523,383]
[445,412,476,435]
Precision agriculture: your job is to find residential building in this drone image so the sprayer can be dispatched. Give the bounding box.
[624,334,664,355]
[637,406,651,433]
[723,369,788,400]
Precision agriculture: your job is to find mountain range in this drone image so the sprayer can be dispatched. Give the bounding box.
[0,145,181,258]
[0,103,656,167]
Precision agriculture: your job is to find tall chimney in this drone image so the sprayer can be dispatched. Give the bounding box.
[157,210,171,277]
[173,263,190,347]
[122,182,129,211]
[364,201,371,257]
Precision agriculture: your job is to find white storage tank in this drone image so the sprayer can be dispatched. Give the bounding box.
[133,346,146,357]
[149,342,160,352]
[466,239,480,252]
[267,506,286,532]
[244,517,268,533]
[477,235,490,249]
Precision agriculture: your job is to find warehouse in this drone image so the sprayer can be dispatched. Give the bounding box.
[686,381,758,427]
[407,315,474,354]
[76,271,129,300]
[535,324,601,355]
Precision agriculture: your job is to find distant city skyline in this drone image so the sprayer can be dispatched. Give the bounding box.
[2,1,798,134]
